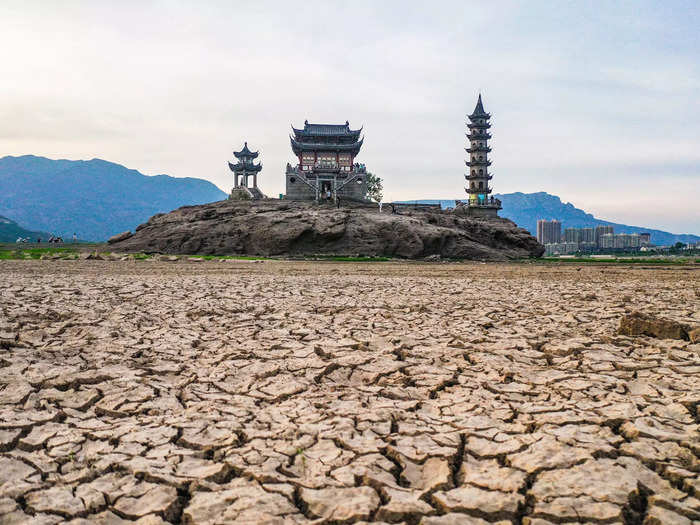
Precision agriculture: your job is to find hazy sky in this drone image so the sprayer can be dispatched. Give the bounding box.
[1,1,699,233]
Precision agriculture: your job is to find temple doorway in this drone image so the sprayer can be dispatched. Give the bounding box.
[321,180,332,199]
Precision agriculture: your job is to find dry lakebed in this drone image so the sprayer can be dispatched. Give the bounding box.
[0,259,698,524]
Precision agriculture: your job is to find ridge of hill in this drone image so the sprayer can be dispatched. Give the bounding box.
[0,155,228,241]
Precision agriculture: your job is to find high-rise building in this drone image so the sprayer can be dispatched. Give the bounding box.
[581,228,595,243]
[595,225,614,247]
[537,220,562,244]
[599,233,614,249]
[639,233,651,246]
[564,228,581,243]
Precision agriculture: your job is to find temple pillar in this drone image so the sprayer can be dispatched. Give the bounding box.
[253,173,257,188]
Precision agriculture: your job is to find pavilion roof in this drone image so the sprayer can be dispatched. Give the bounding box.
[233,142,259,160]
[292,120,362,140]
[290,135,363,155]
[228,161,262,173]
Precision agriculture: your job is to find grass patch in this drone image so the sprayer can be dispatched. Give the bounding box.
[198,255,271,261]
[305,255,391,262]
[540,257,695,265]
[0,246,80,260]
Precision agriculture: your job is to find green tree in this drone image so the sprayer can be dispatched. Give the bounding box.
[366,173,383,203]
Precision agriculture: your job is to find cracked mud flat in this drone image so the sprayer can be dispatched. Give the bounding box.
[0,259,698,525]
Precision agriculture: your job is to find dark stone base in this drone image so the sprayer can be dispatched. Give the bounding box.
[466,206,500,218]
[110,200,544,260]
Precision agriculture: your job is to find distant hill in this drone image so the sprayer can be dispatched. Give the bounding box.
[0,155,228,241]
[0,215,50,243]
[403,192,699,246]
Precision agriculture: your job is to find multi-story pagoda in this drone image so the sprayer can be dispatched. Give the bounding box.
[228,142,266,200]
[464,94,501,217]
[285,121,367,201]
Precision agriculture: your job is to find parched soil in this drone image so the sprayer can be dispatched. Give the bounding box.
[0,260,698,524]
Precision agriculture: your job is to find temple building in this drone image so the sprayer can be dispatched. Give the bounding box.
[228,142,266,200]
[285,121,367,201]
[464,95,501,217]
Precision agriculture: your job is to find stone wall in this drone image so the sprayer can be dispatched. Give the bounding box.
[285,167,368,201]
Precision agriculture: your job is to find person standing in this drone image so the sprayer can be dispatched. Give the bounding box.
[73,233,77,243]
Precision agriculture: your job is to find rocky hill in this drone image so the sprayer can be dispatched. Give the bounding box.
[110,200,544,260]
[0,155,227,241]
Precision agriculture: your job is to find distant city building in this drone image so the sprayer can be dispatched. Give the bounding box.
[228,142,266,200]
[463,95,501,217]
[581,228,595,243]
[544,242,579,256]
[545,224,652,255]
[599,233,615,249]
[595,225,614,246]
[564,227,581,243]
[537,219,562,244]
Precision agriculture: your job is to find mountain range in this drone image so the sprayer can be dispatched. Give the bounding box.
[0,155,696,245]
[410,193,699,246]
[0,155,227,241]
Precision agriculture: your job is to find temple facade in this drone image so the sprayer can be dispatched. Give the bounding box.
[463,95,501,217]
[228,142,266,200]
[285,121,367,201]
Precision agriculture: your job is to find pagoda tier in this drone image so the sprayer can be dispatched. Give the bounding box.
[228,161,262,173]
[466,159,492,167]
[290,136,364,155]
[233,142,259,160]
[467,131,492,140]
[466,145,491,153]
[468,94,491,120]
[465,173,493,181]
[467,121,491,129]
[466,186,492,195]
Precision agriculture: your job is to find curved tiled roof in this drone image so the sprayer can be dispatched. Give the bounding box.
[290,136,363,155]
[228,161,262,173]
[292,121,362,139]
[468,94,491,119]
[233,142,259,160]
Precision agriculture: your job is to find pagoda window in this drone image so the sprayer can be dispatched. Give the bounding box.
[479,181,484,189]
[472,170,476,175]
[479,169,483,175]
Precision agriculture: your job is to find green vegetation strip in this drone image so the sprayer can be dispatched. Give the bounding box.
[0,246,80,260]
[540,257,697,265]
[302,255,391,262]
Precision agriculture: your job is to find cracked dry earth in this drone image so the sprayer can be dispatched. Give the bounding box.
[0,260,698,525]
